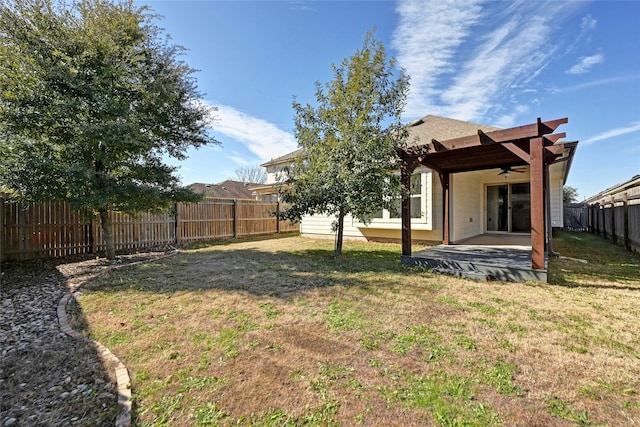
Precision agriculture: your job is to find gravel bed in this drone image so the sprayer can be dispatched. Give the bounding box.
[1,250,172,426]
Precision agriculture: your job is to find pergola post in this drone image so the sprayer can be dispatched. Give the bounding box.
[530,137,545,270]
[400,161,414,256]
[441,173,450,245]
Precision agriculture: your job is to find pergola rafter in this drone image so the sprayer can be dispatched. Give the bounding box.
[397,117,576,272]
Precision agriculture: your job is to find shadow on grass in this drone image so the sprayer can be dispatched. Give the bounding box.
[178,231,300,250]
[0,257,117,426]
[80,241,422,298]
[548,230,640,291]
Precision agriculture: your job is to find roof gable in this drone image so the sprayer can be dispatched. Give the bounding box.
[260,148,305,168]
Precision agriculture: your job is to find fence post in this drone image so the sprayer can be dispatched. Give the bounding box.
[88,214,94,255]
[174,202,180,247]
[233,199,238,238]
[18,203,29,260]
[623,193,630,251]
[610,196,617,244]
[276,202,280,234]
[600,201,606,239]
[598,203,603,236]
[91,216,99,254]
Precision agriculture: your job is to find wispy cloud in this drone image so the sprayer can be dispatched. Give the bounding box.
[565,14,597,54]
[581,121,640,145]
[441,10,561,121]
[228,155,253,166]
[212,104,298,162]
[566,53,604,75]
[392,0,483,117]
[549,74,640,94]
[581,14,597,32]
[392,0,583,124]
[288,1,317,12]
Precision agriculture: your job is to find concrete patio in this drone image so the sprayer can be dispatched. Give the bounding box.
[401,233,548,282]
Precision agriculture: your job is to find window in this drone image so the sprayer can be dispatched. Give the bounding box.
[366,168,431,228]
[389,173,422,218]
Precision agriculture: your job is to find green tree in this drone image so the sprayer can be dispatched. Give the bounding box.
[280,30,409,256]
[0,0,218,259]
[563,186,579,204]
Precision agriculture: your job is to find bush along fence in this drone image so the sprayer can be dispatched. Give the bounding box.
[0,197,298,262]
[587,193,640,254]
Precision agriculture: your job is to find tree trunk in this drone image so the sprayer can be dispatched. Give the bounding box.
[99,208,116,260]
[334,209,345,257]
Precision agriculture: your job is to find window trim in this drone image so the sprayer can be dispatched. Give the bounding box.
[355,168,433,230]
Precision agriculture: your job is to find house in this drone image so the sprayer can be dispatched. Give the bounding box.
[583,174,640,205]
[186,180,260,200]
[258,115,578,279]
[583,175,640,253]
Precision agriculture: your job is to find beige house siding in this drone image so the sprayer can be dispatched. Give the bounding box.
[548,161,568,228]
[265,164,288,186]
[449,168,567,242]
[300,212,443,243]
[451,171,483,242]
[549,177,564,228]
[300,214,364,240]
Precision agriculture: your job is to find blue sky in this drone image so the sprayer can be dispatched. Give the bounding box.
[140,0,639,200]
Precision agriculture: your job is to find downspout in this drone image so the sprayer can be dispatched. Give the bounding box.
[545,164,559,257]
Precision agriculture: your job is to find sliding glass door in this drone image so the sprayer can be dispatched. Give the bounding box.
[486,183,530,233]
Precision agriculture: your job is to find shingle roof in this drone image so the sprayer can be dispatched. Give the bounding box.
[260,148,305,168]
[405,115,501,147]
[259,115,501,167]
[186,180,260,199]
[583,174,640,204]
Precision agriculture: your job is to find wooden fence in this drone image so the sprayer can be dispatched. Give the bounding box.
[563,203,589,231]
[0,197,298,262]
[587,194,640,254]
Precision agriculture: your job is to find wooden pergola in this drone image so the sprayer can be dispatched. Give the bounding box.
[397,117,574,271]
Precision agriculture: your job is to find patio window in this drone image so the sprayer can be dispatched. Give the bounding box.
[367,168,431,227]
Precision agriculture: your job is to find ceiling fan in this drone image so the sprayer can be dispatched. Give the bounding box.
[498,166,526,176]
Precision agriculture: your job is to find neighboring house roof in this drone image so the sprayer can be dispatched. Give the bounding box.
[583,174,640,205]
[259,115,502,168]
[186,180,260,199]
[261,148,306,168]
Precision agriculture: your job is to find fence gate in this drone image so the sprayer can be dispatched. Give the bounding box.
[563,203,588,231]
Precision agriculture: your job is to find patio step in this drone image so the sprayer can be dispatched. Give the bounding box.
[401,254,547,282]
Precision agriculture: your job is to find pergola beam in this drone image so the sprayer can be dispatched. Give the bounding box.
[477,129,495,145]
[537,117,568,135]
[431,138,448,152]
[502,142,530,163]
[545,132,566,143]
[399,117,569,153]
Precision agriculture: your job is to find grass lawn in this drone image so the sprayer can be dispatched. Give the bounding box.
[74,231,640,426]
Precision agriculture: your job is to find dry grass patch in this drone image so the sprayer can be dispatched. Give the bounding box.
[74,233,640,426]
